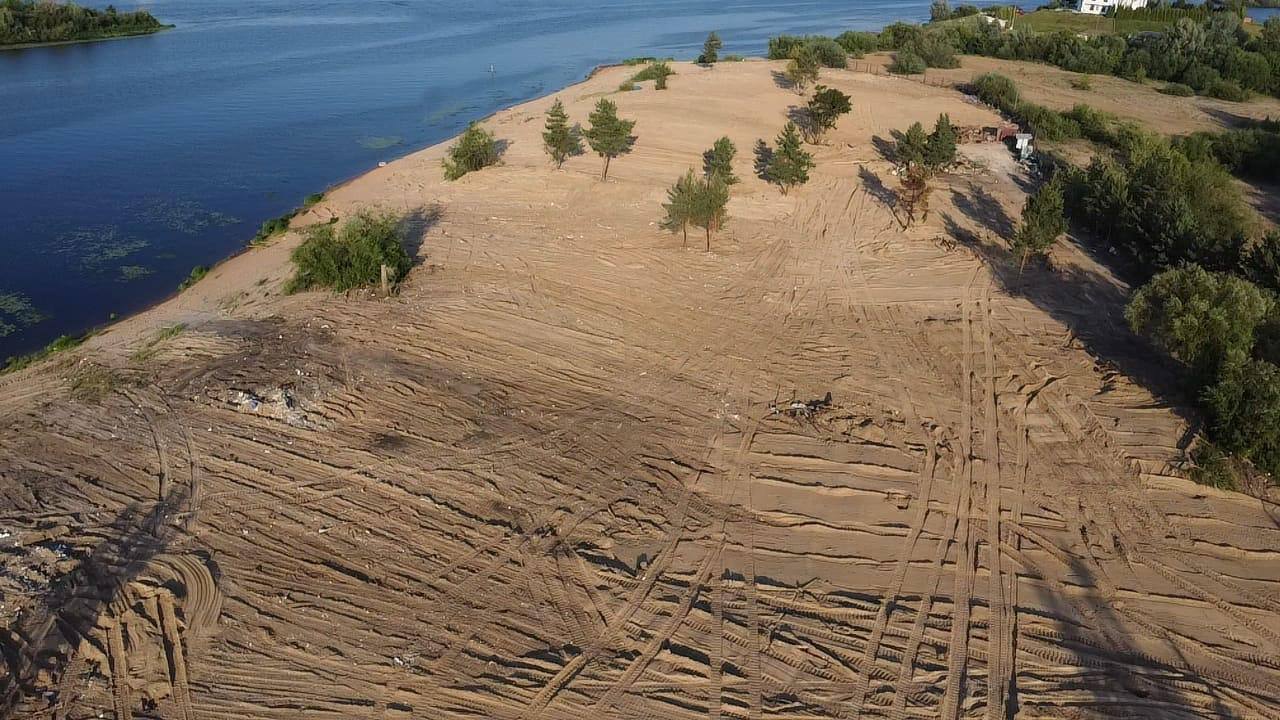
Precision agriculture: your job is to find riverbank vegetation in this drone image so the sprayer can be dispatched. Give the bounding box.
[286,211,411,294]
[0,0,167,47]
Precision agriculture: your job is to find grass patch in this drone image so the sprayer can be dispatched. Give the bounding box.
[620,56,657,66]
[130,323,186,363]
[68,363,129,402]
[286,211,412,294]
[722,54,746,62]
[179,265,210,291]
[625,61,674,89]
[2,333,88,375]
[1189,442,1242,492]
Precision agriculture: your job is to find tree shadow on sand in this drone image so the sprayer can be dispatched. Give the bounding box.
[939,206,1194,444]
[1,484,189,715]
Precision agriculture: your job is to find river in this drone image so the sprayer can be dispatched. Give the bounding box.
[0,0,1264,358]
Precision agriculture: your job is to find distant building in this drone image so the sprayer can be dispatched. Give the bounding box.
[1076,0,1149,15]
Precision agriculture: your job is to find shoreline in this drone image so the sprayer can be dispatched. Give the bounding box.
[3,60,650,367]
[0,25,174,52]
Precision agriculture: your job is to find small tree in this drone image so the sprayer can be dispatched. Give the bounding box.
[662,170,698,247]
[699,31,723,65]
[287,211,412,293]
[805,85,852,143]
[703,136,739,185]
[925,113,957,170]
[542,99,582,169]
[785,45,820,92]
[764,123,815,195]
[1126,265,1274,382]
[691,176,730,252]
[897,165,933,228]
[894,122,929,169]
[1010,176,1067,271]
[443,122,499,180]
[583,99,637,181]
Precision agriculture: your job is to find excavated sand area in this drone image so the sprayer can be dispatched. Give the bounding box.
[2,60,1278,720]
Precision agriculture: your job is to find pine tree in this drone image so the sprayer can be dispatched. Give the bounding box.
[926,114,957,171]
[542,99,582,169]
[925,113,957,170]
[764,123,815,195]
[443,122,499,180]
[785,45,820,92]
[662,170,698,247]
[1011,176,1067,271]
[583,99,637,181]
[703,136,739,185]
[691,176,730,252]
[806,85,852,143]
[699,31,723,65]
[894,122,928,170]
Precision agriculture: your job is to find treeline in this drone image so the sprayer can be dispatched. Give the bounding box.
[0,0,164,46]
[974,74,1280,487]
[768,11,1280,102]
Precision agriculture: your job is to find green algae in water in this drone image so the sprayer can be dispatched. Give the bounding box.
[0,292,46,338]
[56,226,149,270]
[118,265,154,282]
[134,198,239,235]
[358,135,403,150]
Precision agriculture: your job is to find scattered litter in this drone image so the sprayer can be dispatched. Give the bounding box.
[770,392,834,420]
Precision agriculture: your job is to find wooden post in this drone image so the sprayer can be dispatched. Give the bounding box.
[380,264,390,295]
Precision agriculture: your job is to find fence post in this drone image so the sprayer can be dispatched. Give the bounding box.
[381,264,390,295]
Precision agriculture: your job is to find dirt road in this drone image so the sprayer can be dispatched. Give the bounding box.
[2,60,1278,719]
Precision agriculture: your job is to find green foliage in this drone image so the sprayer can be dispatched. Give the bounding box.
[0,0,165,46]
[925,114,957,170]
[1159,82,1195,96]
[620,56,658,66]
[894,122,929,169]
[1126,265,1273,381]
[889,50,927,75]
[835,31,878,58]
[629,61,675,87]
[1070,74,1093,91]
[584,99,637,180]
[1243,232,1280,293]
[973,72,1019,111]
[690,176,730,251]
[785,45,821,91]
[699,31,722,65]
[1203,357,1280,477]
[304,192,325,208]
[542,99,583,169]
[767,35,847,67]
[662,170,699,246]
[179,265,209,291]
[703,136,739,185]
[662,170,730,251]
[763,123,815,195]
[1188,441,1241,491]
[2,333,88,375]
[286,211,412,294]
[1011,176,1067,266]
[1068,132,1253,274]
[1206,78,1250,102]
[443,122,499,180]
[254,213,295,245]
[1174,126,1280,184]
[805,85,852,143]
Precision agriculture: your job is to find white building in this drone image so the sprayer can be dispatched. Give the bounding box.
[1077,0,1149,14]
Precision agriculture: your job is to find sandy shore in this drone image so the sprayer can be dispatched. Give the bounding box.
[2,59,1279,719]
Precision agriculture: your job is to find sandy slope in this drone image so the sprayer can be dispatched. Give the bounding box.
[2,60,1278,720]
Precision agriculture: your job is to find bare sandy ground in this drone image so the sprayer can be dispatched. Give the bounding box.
[2,60,1278,720]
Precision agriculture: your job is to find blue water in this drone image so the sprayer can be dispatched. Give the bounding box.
[0,0,1178,357]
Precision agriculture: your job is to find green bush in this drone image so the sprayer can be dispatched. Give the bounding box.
[835,31,878,57]
[630,61,674,83]
[1017,102,1081,141]
[2,333,89,375]
[804,37,848,68]
[890,51,927,75]
[1206,78,1250,102]
[973,72,1019,111]
[253,213,295,245]
[286,211,412,294]
[443,122,499,180]
[766,34,846,67]
[1203,358,1280,478]
[179,265,209,291]
[908,34,960,69]
[1159,82,1195,96]
[1189,442,1241,491]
